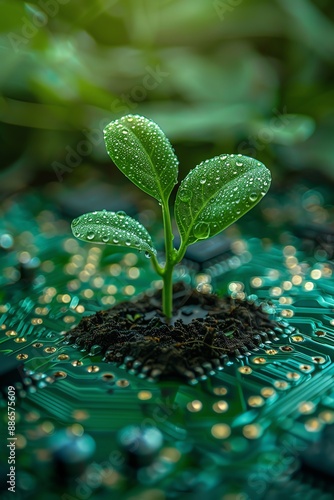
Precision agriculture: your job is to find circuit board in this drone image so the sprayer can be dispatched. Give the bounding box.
[1,184,334,500]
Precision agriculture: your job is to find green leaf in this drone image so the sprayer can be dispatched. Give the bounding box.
[175,154,271,247]
[71,210,157,256]
[103,115,179,203]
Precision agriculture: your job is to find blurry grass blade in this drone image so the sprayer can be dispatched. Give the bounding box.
[271,115,315,145]
[250,114,315,146]
[279,0,334,62]
[175,154,271,247]
[103,115,179,203]
[71,210,156,256]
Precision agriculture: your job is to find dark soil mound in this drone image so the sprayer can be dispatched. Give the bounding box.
[65,282,284,382]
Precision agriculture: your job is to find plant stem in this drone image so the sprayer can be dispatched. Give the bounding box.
[162,264,173,320]
[161,200,175,319]
[175,240,187,264]
[151,254,164,276]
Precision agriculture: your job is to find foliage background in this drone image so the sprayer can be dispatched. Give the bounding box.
[1,0,333,204]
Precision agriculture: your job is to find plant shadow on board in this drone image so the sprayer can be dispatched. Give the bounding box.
[66,115,288,383]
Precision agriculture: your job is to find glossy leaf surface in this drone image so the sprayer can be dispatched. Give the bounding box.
[104,114,179,203]
[71,210,156,256]
[175,154,271,247]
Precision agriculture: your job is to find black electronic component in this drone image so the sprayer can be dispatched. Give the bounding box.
[0,358,25,393]
[0,465,8,492]
[117,426,163,468]
[19,257,40,284]
[173,233,232,268]
[294,224,334,259]
[49,430,96,484]
[300,424,334,478]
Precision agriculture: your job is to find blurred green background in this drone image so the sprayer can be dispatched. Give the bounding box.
[0,0,333,201]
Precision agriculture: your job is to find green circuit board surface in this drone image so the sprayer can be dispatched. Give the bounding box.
[1,186,334,500]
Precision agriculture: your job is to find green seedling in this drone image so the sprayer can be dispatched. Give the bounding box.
[71,114,271,319]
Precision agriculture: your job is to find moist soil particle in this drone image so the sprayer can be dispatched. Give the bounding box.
[65,282,285,382]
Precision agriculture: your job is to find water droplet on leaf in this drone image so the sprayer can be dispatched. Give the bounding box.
[193,222,210,239]
[249,193,258,202]
[179,188,191,202]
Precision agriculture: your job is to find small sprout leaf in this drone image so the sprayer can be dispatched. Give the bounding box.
[104,114,179,203]
[175,154,271,247]
[71,210,157,256]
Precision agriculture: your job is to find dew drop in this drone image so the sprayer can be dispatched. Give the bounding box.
[117,211,126,218]
[200,178,206,185]
[113,238,119,244]
[87,232,95,240]
[102,234,109,243]
[72,218,80,227]
[193,222,210,240]
[179,189,191,203]
[125,239,131,246]
[249,193,258,202]
[145,251,151,259]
